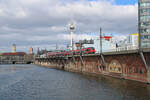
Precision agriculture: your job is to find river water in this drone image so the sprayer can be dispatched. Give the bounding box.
[0,64,150,100]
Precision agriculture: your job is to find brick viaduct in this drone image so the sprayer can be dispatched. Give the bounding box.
[35,49,150,83]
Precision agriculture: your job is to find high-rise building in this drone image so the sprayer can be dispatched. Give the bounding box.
[12,44,16,53]
[139,0,150,48]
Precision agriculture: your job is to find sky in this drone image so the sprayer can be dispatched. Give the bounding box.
[0,0,138,53]
[114,0,137,5]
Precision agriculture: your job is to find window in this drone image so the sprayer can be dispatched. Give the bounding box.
[140,22,150,27]
[140,69,145,74]
[87,49,90,51]
[140,28,150,33]
[129,68,132,73]
[141,8,150,14]
[144,35,148,39]
[140,15,150,21]
[114,67,116,71]
[142,42,150,48]
[134,67,139,73]
[141,35,150,40]
[140,2,150,7]
[118,68,121,72]
[110,67,112,70]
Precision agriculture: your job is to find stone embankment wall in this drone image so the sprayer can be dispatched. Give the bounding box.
[35,52,150,83]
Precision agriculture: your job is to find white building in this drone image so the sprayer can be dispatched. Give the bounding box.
[83,36,116,53]
[115,33,139,51]
[83,33,139,53]
[127,33,139,47]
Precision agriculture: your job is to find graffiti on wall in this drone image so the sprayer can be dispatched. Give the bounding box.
[108,60,122,73]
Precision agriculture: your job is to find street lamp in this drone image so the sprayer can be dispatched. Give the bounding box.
[100,27,102,54]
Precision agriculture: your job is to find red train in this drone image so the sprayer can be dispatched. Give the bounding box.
[46,47,96,57]
[70,47,95,55]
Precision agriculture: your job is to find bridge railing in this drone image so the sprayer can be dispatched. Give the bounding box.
[103,46,139,53]
[36,46,140,59]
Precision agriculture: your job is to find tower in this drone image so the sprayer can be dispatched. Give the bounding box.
[12,44,16,53]
[29,47,33,54]
[138,0,150,48]
[69,22,75,50]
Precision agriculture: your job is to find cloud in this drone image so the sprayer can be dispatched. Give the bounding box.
[0,0,138,52]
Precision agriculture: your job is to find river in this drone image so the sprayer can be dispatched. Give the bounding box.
[0,64,149,100]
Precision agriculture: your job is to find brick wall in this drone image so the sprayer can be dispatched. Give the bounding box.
[36,52,150,83]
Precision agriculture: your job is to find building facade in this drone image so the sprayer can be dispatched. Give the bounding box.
[83,36,116,53]
[127,33,139,47]
[139,0,150,48]
[0,52,34,64]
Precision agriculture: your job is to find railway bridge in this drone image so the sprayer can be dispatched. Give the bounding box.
[35,48,150,83]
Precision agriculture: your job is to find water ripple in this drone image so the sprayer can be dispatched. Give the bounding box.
[0,64,149,100]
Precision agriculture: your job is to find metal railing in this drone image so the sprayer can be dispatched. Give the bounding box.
[103,46,139,53]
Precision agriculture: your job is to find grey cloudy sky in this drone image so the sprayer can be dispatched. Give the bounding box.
[0,0,138,53]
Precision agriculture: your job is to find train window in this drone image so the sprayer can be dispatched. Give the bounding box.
[87,47,95,50]
[91,47,95,50]
[85,49,89,51]
[87,49,90,51]
[90,47,95,50]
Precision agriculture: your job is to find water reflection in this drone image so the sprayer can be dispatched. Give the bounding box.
[0,64,149,100]
[0,65,33,74]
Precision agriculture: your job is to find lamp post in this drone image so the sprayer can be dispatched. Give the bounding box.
[100,27,102,54]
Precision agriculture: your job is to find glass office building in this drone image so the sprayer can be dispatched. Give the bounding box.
[139,0,150,48]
